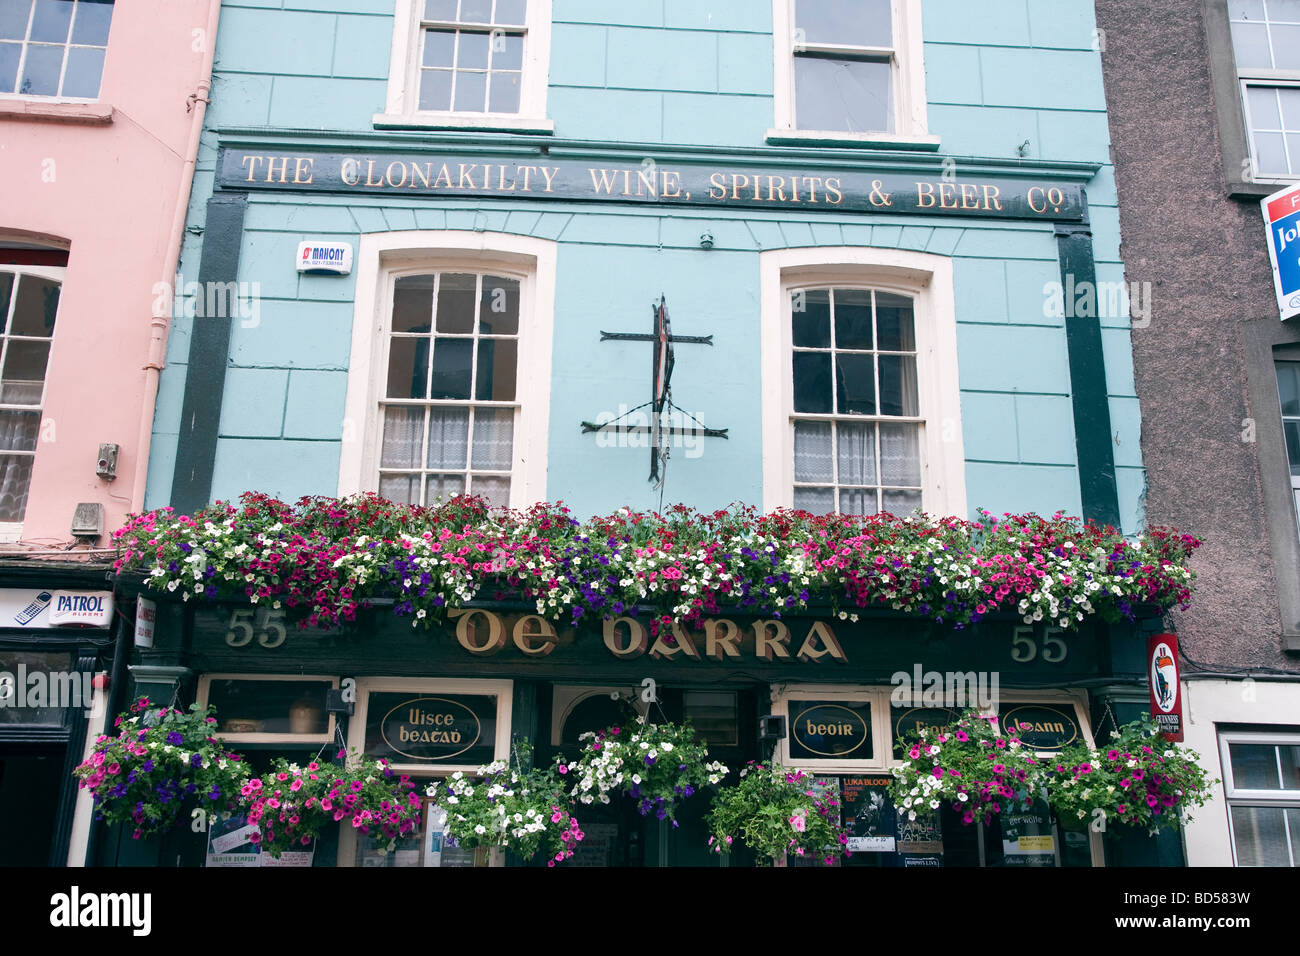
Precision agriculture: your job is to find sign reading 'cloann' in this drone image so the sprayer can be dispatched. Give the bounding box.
[998,704,1080,751]
[217,148,1088,223]
[366,693,496,765]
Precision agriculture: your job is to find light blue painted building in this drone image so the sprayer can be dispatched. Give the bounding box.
[149,0,1141,534]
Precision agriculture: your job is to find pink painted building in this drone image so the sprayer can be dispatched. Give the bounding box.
[0,0,218,865]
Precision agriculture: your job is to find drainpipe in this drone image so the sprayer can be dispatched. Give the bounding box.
[130,0,222,514]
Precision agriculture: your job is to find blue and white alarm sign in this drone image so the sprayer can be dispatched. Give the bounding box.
[1263,182,1300,321]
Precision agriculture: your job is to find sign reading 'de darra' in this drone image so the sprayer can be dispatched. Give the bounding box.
[217,148,1087,223]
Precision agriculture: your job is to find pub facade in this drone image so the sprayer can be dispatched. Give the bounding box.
[96,0,1173,867]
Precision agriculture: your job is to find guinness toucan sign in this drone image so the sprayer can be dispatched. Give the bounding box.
[1148,633,1184,742]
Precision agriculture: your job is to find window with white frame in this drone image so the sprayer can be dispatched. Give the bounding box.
[759,248,966,518]
[1230,1,1300,179]
[770,0,932,144]
[1219,731,1300,866]
[0,0,112,99]
[339,233,554,509]
[376,0,553,131]
[0,264,60,525]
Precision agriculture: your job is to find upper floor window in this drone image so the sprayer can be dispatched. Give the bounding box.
[338,232,555,509]
[1275,361,1300,541]
[1218,731,1300,866]
[0,0,112,99]
[769,0,934,147]
[375,0,554,132]
[1230,1,1300,179]
[758,248,965,518]
[0,263,60,525]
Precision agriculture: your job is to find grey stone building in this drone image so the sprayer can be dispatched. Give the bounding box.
[1096,0,1300,865]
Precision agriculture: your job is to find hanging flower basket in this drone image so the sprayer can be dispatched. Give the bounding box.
[888,710,1048,826]
[1046,717,1216,833]
[74,697,249,839]
[425,743,584,866]
[706,762,849,865]
[557,716,728,824]
[241,751,421,858]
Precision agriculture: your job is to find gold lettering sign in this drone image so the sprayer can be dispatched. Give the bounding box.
[381,697,481,761]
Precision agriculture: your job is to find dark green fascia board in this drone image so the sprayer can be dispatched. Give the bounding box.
[208,126,1104,184]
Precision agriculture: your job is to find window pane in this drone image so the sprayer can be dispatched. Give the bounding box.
[1272,24,1300,68]
[792,289,830,348]
[430,338,473,399]
[876,293,916,351]
[424,0,458,19]
[1,341,50,403]
[475,338,517,401]
[840,488,876,516]
[0,41,18,92]
[436,273,476,333]
[387,337,430,399]
[793,351,832,413]
[472,475,510,507]
[71,0,112,46]
[1282,745,1300,788]
[19,43,63,96]
[488,70,521,112]
[1283,365,1300,416]
[461,0,492,22]
[379,473,421,505]
[494,0,526,26]
[795,56,893,133]
[883,489,922,517]
[0,411,40,452]
[393,275,434,333]
[61,45,102,97]
[1232,21,1273,68]
[426,474,466,503]
[0,454,33,521]
[1231,805,1290,865]
[29,0,72,43]
[492,31,524,70]
[795,0,892,48]
[479,276,519,334]
[380,407,425,468]
[1253,130,1290,175]
[793,420,833,482]
[471,407,514,469]
[1287,90,1300,129]
[880,422,921,485]
[419,68,453,110]
[835,353,875,415]
[1269,0,1300,21]
[0,274,11,321]
[1230,0,1265,16]
[453,69,487,110]
[879,355,919,416]
[457,30,490,69]
[793,485,834,515]
[1286,420,1300,475]
[11,274,59,336]
[833,289,873,350]
[1231,743,1281,788]
[426,406,469,468]
[0,2,31,41]
[1249,86,1282,129]
[837,421,876,485]
[423,28,456,67]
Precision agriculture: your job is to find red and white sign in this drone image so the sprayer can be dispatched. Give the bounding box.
[1262,182,1300,321]
[1147,632,1183,742]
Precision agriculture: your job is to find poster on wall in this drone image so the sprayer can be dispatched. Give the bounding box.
[999,796,1057,867]
[896,812,944,867]
[205,814,314,867]
[840,775,897,853]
